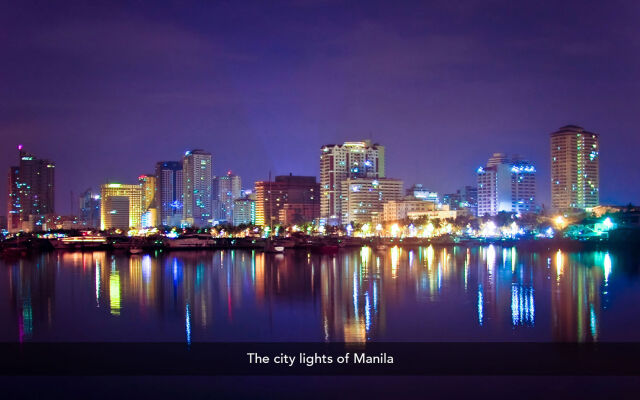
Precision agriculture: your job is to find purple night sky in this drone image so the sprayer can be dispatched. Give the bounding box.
[1,0,639,215]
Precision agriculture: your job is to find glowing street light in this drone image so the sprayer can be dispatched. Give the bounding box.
[423,222,434,237]
[390,223,400,237]
[361,223,371,236]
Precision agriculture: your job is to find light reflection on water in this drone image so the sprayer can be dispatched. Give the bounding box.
[0,246,638,343]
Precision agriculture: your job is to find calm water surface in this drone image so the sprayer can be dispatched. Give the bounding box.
[2,246,639,342]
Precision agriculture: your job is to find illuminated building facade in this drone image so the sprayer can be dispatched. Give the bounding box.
[477,153,536,216]
[79,188,101,228]
[550,125,600,212]
[182,149,212,227]
[155,161,183,226]
[100,183,143,230]
[138,174,157,227]
[340,178,403,225]
[383,198,436,222]
[406,207,469,220]
[7,145,55,232]
[320,140,385,224]
[233,197,255,225]
[254,174,319,226]
[212,171,242,223]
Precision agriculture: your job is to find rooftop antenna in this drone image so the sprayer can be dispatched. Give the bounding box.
[268,170,272,234]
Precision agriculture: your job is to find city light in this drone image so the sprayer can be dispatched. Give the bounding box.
[390,224,400,237]
[603,217,614,230]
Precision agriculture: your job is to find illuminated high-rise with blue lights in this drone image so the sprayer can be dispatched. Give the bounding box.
[182,149,212,227]
[212,171,242,224]
[155,161,183,226]
[79,188,101,228]
[477,153,536,216]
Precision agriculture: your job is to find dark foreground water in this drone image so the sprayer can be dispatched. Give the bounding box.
[2,245,640,343]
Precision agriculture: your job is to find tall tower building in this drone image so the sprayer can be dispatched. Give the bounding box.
[138,174,156,211]
[320,140,385,224]
[138,174,157,227]
[7,145,55,232]
[100,183,143,230]
[550,125,600,212]
[79,188,101,228]
[477,153,536,216]
[155,161,183,226]
[182,149,212,227]
[212,171,242,223]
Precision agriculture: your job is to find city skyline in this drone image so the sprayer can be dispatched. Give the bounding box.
[1,125,612,226]
[2,1,640,215]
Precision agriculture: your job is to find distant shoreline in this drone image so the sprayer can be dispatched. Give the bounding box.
[2,234,639,258]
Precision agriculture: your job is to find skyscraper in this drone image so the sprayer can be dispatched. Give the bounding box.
[550,125,600,212]
[254,174,319,226]
[7,145,55,232]
[138,174,157,227]
[182,149,212,227]
[320,140,385,224]
[477,153,536,216]
[79,188,101,228]
[155,161,183,226]
[212,171,242,223]
[100,183,143,230]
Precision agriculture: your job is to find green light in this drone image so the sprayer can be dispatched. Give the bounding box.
[110,271,121,316]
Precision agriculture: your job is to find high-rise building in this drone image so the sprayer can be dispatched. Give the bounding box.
[138,174,156,210]
[155,161,183,226]
[340,178,403,225]
[233,197,255,226]
[138,174,157,227]
[477,153,536,216]
[100,183,143,230]
[254,174,319,226]
[79,188,101,228]
[320,140,385,224]
[212,171,242,223]
[182,149,212,227]
[550,125,600,212]
[7,145,55,232]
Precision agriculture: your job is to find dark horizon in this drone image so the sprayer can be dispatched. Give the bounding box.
[2,0,640,215]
